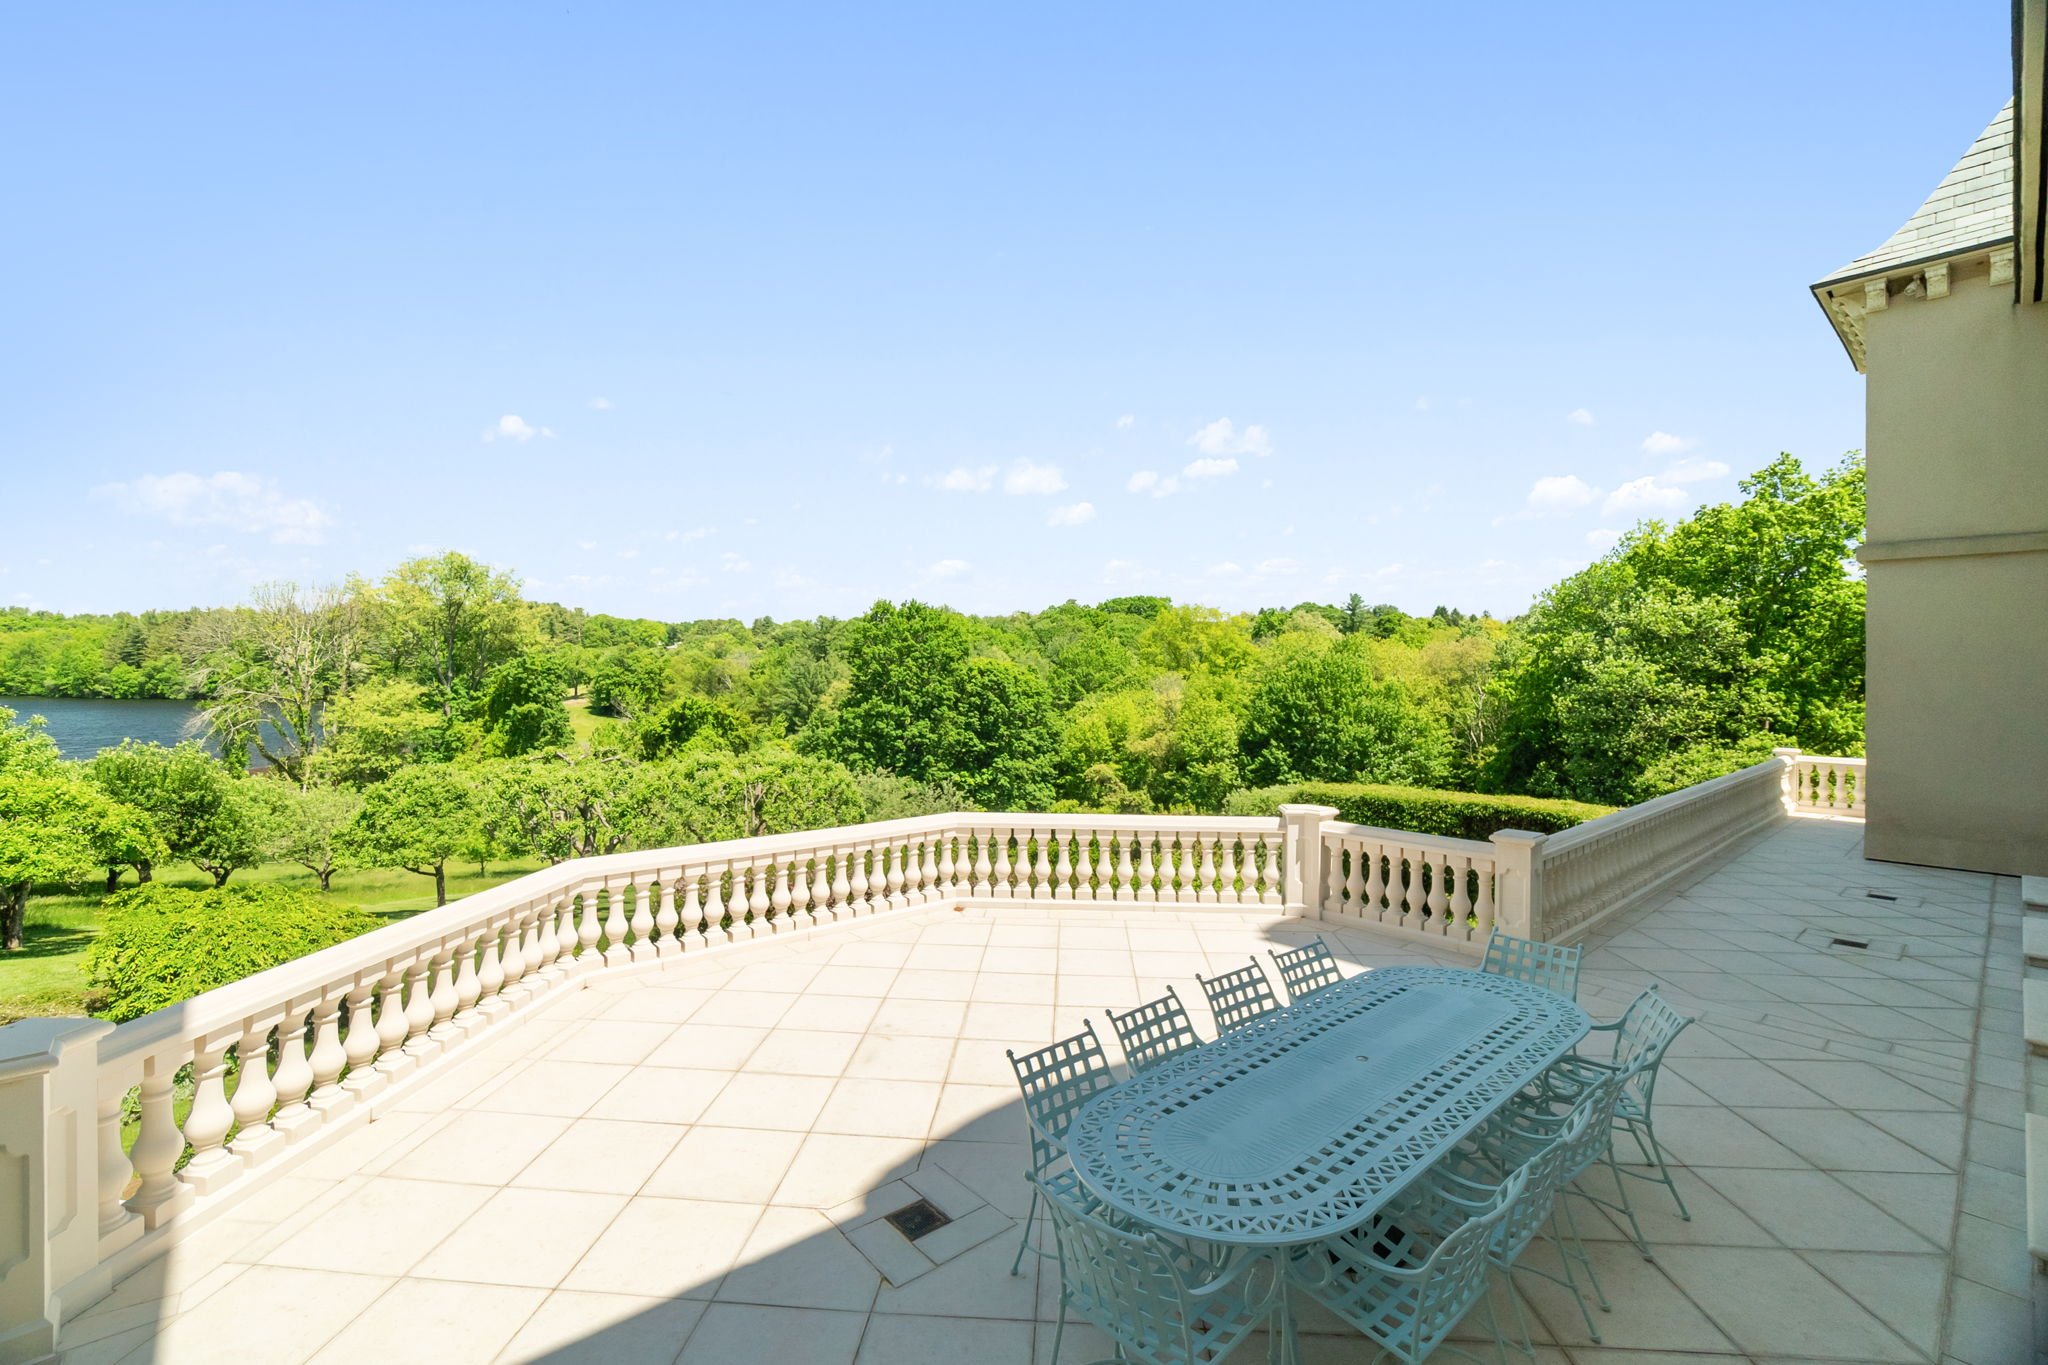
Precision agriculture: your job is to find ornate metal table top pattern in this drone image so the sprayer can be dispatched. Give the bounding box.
[1066,965,1590,1245]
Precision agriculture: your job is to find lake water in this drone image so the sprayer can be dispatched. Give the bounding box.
[0,696,213,760]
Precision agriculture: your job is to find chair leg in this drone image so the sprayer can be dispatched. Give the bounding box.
[1492,1269,1534,1361]
[1048,1299,1065,1363]
[1548,1205,1606,1342]
[1599,1145,1652,1259]
[1638,1118,1692,1222]
[1011,1185,1042,1276]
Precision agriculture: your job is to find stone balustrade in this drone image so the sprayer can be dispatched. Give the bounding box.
[1782,752,1867,813]
[0,758,1867,1360]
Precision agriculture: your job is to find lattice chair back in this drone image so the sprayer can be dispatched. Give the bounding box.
[1556,1063,1635,1182]
[1494,1103,1586,1263]
[1035,1174,1278,1365]
[1609,986,1693,1115]
[1107,987,1205,1075]
[1007,1021,1116,1179]
[1479,930,1583,999]
[1270,936,1343,1001]
[1196,958,1283,1033]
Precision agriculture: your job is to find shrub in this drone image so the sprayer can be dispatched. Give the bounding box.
[1223,782,1609,840]
[85,884,382,1023]
[1628,736,1784,802]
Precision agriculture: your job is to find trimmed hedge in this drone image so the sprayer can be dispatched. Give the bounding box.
[1223,782,1611,840]
[85,884,382,1023]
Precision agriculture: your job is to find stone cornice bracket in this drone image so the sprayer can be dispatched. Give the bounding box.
[1864,278,1889,312]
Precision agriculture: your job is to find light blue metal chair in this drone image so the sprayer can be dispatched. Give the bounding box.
[1295,1167,1527,1365]
[1197,958,1283,1033]
[1035,1173,1291,1365]
[1269,936,1343,1000]
[1399,1103,1595,1357]
[1107,987,1205,1075]
[1479,930,1582,1000]
[1007,1021,1118,1276]
[1532,986,1696,1225]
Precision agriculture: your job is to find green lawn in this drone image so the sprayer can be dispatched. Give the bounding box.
[0,857,550,1025]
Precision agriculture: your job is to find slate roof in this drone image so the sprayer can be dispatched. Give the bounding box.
[1816,102,2015,286]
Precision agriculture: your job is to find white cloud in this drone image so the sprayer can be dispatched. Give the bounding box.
[1585,528,1622,552]
[576,539,598,551]
[1127,470,1181,498]
[1255,557,1302,576]
[1047,501,1096,527]
[1188,417,1273,459]
[1102,558,1158,586]
[482,414,554,442]
[927,558,971,579]
[1414,396,1433,413]
[1207,561,1243,576]
[772,568,809,589]
[937,465,996,493]
[1640,430,1697,456]
[618,548,639,560]
[588,397,613,411]
[1115,414,1135,430]
[720,551,752,573]
[1003,459,1068,496]
[1566,408,1596,427]
[1524,474,1599,516]
[1182,456,1239,480]
[93,471,332,545]
[1602,476,1686,517]
[1660,457,1730,484]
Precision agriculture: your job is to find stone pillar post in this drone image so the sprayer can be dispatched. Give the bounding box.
[0,1017,115,1365]
[1488,830,1549,941]
[1277,805,1339,918]
[1772,747,1803,813]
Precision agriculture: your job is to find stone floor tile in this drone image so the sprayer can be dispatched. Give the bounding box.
[1513,1238,1734,1352]
[1803,1250,1948,1357]
[1961,1160,2028,1231]
[415,1187,627,1287]
[773,1131,928,1208]
[386,1110,574,1185]
[1945,1277,2033,1365]
[779,993,886,1033]
[1766,1059,1959,1111]
[260,1176,494,1276]
[1671,1058,1833,1107]
[948,1042,1027,1087]
[116,1265,391,1363]
[960,1002,1055,1041]
[746,1027,863,1077]
[1655,1246,1922,1361]
[867,997,968,1037]
[548,1019,680,1065]
[843,1032,958,1081]
[641,1023,768,1070]
[715,1205,881,1311]
[1864,1109,1970,1168]
[1649,1106,1809,1169]
[309,1278,546,1364]
[905,942,985,972]
[688,989,800,1029]
[677,1303,867,1365]
[970,972,1057,1004]
[469,1060,634,1118]
[645,1125,807,1204]
[496,1288,707,1363]
[585,1066,732,1124]
[1576,1166,1774,1248]
[1692,1168,1939,1251]
[562,1196,763,1299]
[872,1229,1039,1320]
[508,1117,686,1195]
[1737,1107,1953,1173]
[856,1312,1033,1365]
[1954,1210,2032,1299]
[816,1077,943,1139]
[890,969,978,1001]
[697,1072,837,1131]
[597,984,716,1023]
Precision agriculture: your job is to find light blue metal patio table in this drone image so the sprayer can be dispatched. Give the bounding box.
[1067,965,1590,1248]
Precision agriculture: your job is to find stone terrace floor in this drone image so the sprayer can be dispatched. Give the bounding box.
[57,817,2032,1365]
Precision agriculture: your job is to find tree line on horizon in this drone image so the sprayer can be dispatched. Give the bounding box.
[0,452,1866,950]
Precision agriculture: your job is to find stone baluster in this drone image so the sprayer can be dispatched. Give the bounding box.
[937,833,958,897]
[656,873,683,954]
[451,928,484,1031]
[994,829,1017,897]
[474,921,508,1021]
[513,905,546,999]
[882,841,905,911]
[1363,841,1387,916]
[400,955,437,1057]
[748,858,774,933]
[126,1052,193,1228]
[307,986,351,1113]
[842,843,867,914]
[341,975,383,1099]
[1164,837,1188,904]
[827,847,850,916]
[575,887,604,972]
[97,1082,139,1247]
[1052,832,1074,900]
[178,1032,241,1194]
[1027,831,1049,899]
[547,893,575,977]
[919,835,939,902]
[1427,852,1452,931]
[228,1013,286,1165]
[630,875,659,961]
[1196,835,1219,904]
[767,857,792,929]
[1218,836,1240,905]
[1075,834,1097,902]
[603,881,632,966]
[1136,834,1158,902]
[705,863,730,939]
[373,962,414,1079]
[971,832,993,897]
[272,997,320,1136]
[681,872,710,950]
[424,944,460,1046]
[1115,834,1136,902]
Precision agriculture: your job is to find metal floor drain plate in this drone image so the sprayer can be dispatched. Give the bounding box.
[1838,886,1924,908]
[1793,926,1907,958]
[882,1197,951,1241]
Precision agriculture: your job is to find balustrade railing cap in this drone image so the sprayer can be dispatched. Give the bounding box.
[1276,803,1340,817]
[0,1016,114,1080]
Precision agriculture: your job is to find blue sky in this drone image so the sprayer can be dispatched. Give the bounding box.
[0,3,2011,621]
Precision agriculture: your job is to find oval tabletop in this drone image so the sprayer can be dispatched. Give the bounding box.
[1066,965,1590,1245]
